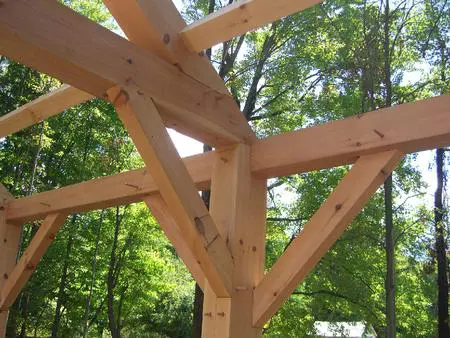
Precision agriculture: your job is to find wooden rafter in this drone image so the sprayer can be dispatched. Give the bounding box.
[144,195,206,291]
[252,150,403,326]
[107,85,233,297]
[0,85,93,138]
[102,0,228,94]
[6,94,450,223]
[0,0,254,146]
[0,213,68,311]
[180,0,323,52]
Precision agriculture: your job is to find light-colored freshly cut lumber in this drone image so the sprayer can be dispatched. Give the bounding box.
[102,0,228,94]
[0,85,93,138]
[0,185,21,337]
[0,213,68,311]
[252,150,403,327]
[202,145,267,337]
[6,95,450,223]
[0,0,254,146]
[107,85,233,297]
[144,195,205,291]
[7,152,214,223]
[181,0,323,52]
[252,94,450,177]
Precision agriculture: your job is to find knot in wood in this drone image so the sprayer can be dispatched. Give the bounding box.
[163,33,171,45]
[26,262,35,270]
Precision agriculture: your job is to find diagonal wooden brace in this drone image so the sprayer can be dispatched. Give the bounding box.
[0,213,68,311]
[107,85,233,297]
[144,195,206,291]
[252,150,403,327]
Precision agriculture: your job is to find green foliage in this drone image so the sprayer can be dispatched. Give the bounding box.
[1,0,448,337]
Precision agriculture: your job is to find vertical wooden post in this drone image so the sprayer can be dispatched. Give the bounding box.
[202,145,267,337]
[0,186,21,337]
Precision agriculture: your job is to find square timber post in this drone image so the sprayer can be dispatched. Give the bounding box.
[202,144,267,337]
[0,186,21,337]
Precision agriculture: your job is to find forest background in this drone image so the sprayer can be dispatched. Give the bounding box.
[0,0,448,337]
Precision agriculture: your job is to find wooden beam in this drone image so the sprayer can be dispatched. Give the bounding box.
[202,145,267,337]
[0,85,93,138]
[180,0,323,52]
[107,85,233,297]
[252,150,403,327]
[0,185,21,336]
[6,95,450,223]
[252,94,450,177]
[0,213,68,311]
[144,195,205,291]
[6,152,214,223]
[0,0,254,146]
[102,0,228,94]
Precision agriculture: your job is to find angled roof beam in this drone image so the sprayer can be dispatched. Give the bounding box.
[107,85,232,296]
[102,0,229,94]
[0,0,254,146]
[5,94,450,223]
[253,150,403,326]
[0,85,93,138]
[181,0,324,52]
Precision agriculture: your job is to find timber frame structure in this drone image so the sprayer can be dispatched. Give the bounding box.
[0,0,449,336]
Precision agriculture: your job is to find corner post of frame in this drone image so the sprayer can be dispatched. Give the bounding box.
[202,144,267,337]
[0,186,21,337]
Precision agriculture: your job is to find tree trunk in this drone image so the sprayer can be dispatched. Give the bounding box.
[191,144,212,338]
[191,283,204,338]
[107,207,122,338]
[51,214,77,338]
[383,0,396,336]
[82,211,104,337]
[434,148,449,337]
[384,175,396,338]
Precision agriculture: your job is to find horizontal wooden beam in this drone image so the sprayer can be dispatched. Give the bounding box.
[0,0,254,146]
[102,0,228,94]
[108,85,232,296]
[180,0,323,52]
[5,94,450,223]
[6,152,213,223]
[0,85,93,138]
[252,150,403,327]
[145,196,205,291]
[0,213,68,311]
[252,94,450,177]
